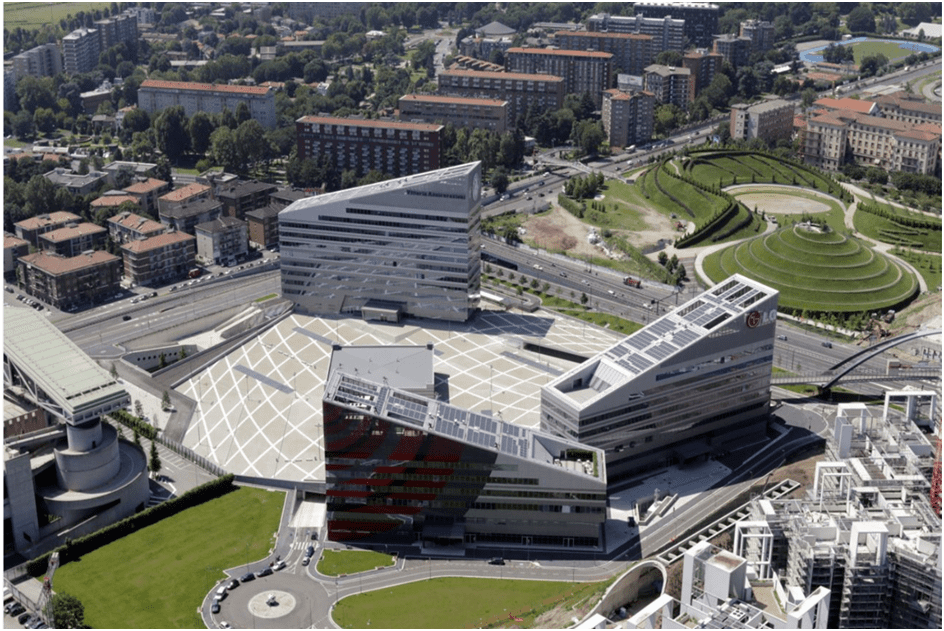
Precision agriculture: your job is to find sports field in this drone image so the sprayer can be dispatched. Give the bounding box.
[3,2,112,30]
[52,486,283,629]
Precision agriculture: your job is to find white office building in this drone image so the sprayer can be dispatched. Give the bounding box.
[542,274,778,483]
[279,162,483,322]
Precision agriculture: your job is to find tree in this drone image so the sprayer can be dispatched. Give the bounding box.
[491,167,509,194]
[236,119,268,171]
[188,111,215,155]
[859,54,888,78]
[846,6,876,33]
[580,292,589,305]
[234,101,251,125]
[655,50,683,67]
[153,106,190,163]
[654,104,683,137]
[149,441,162,477]
[801,88,818,109]
[573,119,605,157]
[52,593,86,629]
[209,126,242,173]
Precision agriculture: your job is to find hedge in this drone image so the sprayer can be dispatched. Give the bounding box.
[110,409,159,440]
[557,193,585,218]
[27,474,237,577]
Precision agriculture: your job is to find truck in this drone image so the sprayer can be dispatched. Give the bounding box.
[188,268,202,278]
[624,278,641,288]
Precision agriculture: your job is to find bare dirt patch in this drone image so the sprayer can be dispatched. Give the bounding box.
[523,205,603,259]
[735,192,831,215]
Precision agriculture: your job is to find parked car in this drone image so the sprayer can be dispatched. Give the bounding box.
[227,579,239,590]
[211,602,220,614]
[255,567,273,578]
[306,545,315,557]
[274,560,286,571]
[239,572,255,583]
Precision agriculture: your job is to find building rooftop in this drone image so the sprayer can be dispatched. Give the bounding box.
[108,212,165,233]
[507,47,613,59]
[296,115,443,132]
[14,212,82,231]
[217,180,278,199]
[476,21,516,37]
[327,345,434,393]
[399,93,507,107]
[814,97,879,115]
[645,64,691,76]
[737,97,793,114]
[555,30,653,41]
[4,235,29,249]
[439,68,565,83]
[159,182,211,203]
[90,194,139,207]
[39,222,107,243]
[18,250,119,275]
[121,231,194,253]
[159,197,223,220]
[194,216,246,234]
[139,79,272,96]
[873,91,943,116]
[123,177,168,194]
[245,202,293,220]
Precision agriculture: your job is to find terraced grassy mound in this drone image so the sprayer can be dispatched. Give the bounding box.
[703,225,919,313]
[684,150,846,199]
[853,199,942,253]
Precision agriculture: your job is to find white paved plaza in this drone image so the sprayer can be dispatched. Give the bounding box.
[178,308,625,483]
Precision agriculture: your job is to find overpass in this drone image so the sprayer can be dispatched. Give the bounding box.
[772,367,940,387]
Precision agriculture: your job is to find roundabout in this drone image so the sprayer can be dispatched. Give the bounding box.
[209,574,332,629]
[248,590,296,619]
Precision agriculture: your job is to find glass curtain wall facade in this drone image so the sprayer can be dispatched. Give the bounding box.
[279,162,482,322]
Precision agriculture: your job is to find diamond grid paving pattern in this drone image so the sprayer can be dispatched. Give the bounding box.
[179,309,623,482]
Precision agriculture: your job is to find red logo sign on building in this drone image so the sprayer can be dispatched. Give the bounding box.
[745,311,762,328]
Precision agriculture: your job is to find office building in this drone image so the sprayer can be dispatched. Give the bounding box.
[713,33,753,69]
[279,162,482,323]
[586,13,687,52]
[541,274,777,483]
[12,43,62,80]
[14,212,82,248]
[734,401,941,629]
[644,64,692,109]
[730,97,795,144]
[506,48,612,106]
[601,89,655,148]
[398,94,508,133]
[61,28,100,75]
[120,231,196,287]
[107,211,167,245]
[740,19,775,54]
[16,251,122,310]
[137,80,277,129]
[295,116,442,179]
[323,346,607,549]
[634,2,720,48]
[682,49,723,101]
[194,216,248,266]
[216,180,278,221]
[37,222,108,257]
[799,101,941,175]
[437,69,565,125]
[4,235,30,281]
[552,31,654,76]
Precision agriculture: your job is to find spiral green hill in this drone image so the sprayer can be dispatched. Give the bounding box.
[703,225,919,313]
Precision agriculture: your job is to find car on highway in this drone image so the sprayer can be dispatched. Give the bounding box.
[822,342,833,349]
[123,315,132,321]
[776,335,787,341]
[488,557,505,565]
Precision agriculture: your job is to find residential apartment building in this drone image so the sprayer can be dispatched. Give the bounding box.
[634,1,720,48]
[872,91,942,126]
[740,19,775,54]
[397,94,508,133]
[90,193,140,213]
[37,222,108,257]
[585,13,687,52]
[295,116,442,179]
[437,69,565,124]
[123,177,172,214]
[120,231,196,287]
[4,235,30,281]
[323,348,607,549]
[799,103,942,175]
[16,250,122,310]
[93,11,138,51]
[107,212,166,245]
[194,217,248,266]
[159,198,224,236]
[730,97,795,143]
[137,80,277,129]
[682,49,723,101]
[216,180,279,221]
[61,28,100,75]
[245,189,309,249]
[644,64,692,109]
[280,162,482,323]
[506,48,612,106]
[601,89,655,148]
[12,44,62,80]
[157,183,212,215]
[552,31,654,76]
[713,34,753,68]
[541,274,777,484]
[43,168,108,196]
[14,212,82,247]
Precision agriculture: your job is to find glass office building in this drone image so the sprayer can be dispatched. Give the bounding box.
[542,274,778,483]
[279,162,482,322]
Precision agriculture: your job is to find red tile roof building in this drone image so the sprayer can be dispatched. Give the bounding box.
[4,235,30,280]
[871,91,942,126]
[120,231,196,287]
[295,116,442,178]
[107,211,167,244]
[506,47,613,106]
[37,222,108,257]
[397,94,509,133]
[13,211,82,247]
[553,31,654,76]
[601,89,655,148]
[123,177,172,214]
[437,69,565,123]
[137,79,276,128]
[158,182,212,213]
[16,250,122,310]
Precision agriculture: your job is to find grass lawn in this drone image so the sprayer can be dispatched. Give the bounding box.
[889,248,943,291]
[333,576,610,629]
[3,2,112,30]
[254,293,278,302]
[53,486,283,629]
[853,199,941,253]
[850,40,918,64]
[317,549,395,576]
